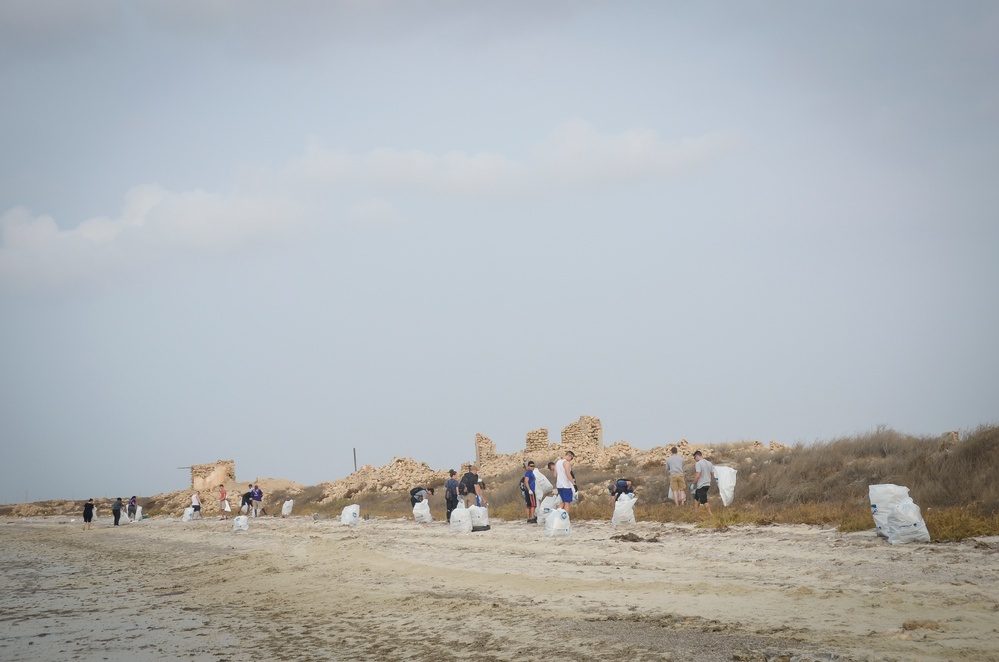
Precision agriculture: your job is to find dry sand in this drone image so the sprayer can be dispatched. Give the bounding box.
[1,513,997,662]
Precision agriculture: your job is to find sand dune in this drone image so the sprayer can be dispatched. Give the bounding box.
[1,514,996,661]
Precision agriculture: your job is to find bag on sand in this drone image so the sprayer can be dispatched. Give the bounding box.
[413,500,432,523]
[449,507,473,533]
[869,484,911,538]
[232,515,249,531]
[469,505,490,532]
[886,497,931,544]
[714,466,737,507]
[241,503,249,515]
[545,507,571,538]
[134,505,142,520]
[537,495,560,526]
[611,493,637,526]
[282,500,294,517]
[182,507,194,522]
[341,504,360,527]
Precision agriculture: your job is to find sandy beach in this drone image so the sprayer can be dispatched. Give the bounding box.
[1,514,997,662]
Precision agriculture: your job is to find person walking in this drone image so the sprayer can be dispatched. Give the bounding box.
[692,450,716,516]
[112,497,123,526]
[444,470,460,522]
[191,491,202,519]
[522,461,538,523]
[127,496,137,521]
[83,498,95,530]
[666,446,686,506]
[218,484,229,520]
[554,451,577,512]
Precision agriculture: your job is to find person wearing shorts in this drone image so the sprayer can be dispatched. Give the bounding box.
[666,446,686,506]
[522,461,537,523]
[191,491,202,519]
[693,450,715,516]
[554,451,576,512]
[82,498,95,530]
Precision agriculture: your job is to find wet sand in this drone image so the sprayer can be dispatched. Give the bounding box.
[1,514,997,661]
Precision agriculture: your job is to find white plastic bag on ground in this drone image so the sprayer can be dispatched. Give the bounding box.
[714,466,737,507]
[537,495,560,526]
[341,504,360,527]
[545,507,571,537]
[134,505,142,520]
[281,500,294,517]
[612,493,637,526]
[887,497,931,544]
[869,484,911,538]
[182,507,194,522]
[449,507,472,533]
[469,505,490,531]
[232,515,249,531]
[413,500,432,523]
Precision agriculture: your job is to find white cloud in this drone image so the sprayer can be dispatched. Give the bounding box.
[1,121,736,294]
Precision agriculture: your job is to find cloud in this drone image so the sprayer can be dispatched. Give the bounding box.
[1,121,737,294]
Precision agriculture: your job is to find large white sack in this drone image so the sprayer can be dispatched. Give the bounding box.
[413,500,432,523]
[887,498,931,544]
[449,507,473,533]
[537,495,561,526]
[134,505,142,520]
[469,505,490,531]
[545,507,571,538]
[533,469,554,501]
[182,507,194,522]
[281,500,294,517]
[869,484,910,538]
[222,500,231,513]
[341,504,360,527]
[714,466,737,507]
[612,493,637,526]
[232,515,249,531]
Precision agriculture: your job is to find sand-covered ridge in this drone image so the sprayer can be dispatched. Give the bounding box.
[1,514,997,661]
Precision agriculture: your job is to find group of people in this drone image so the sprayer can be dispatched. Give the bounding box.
[188,483,268,521]
[81,496,138,529]
[414,446,719,524]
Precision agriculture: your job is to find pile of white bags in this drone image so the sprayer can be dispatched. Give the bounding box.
[545,507,571,537]
[869,484,930,544]
[469,505,490,531]
[413,500,432,523]
[281,500,294,517]
[714,466,737,507]
[537,495,560,526]
[232,515,249,531]
[340,504,360,527]
[611,493,637,526]
[449,507,472,533]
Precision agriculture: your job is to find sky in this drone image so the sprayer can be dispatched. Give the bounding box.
[1,1,997,503]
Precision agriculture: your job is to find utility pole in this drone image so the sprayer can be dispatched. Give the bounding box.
[353,448,357,473]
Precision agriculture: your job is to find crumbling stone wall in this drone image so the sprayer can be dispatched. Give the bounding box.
[191,460,235,493]
[560,415,603,451]
[525,428,549,456]
[475,433,496,465]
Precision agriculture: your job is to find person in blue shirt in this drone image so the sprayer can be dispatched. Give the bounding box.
[443,470,460,522]
[522,461,538,523]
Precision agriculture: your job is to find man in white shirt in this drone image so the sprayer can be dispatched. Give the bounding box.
[554,451,577,512]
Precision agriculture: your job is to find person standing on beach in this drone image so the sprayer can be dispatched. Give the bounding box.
[666,447,686,506]
[127,496,137,521]
[460,466,484,508]
[692,450,716,517]
[218,484,229,520]
[83,498,95,530]
[112,497,123,526]
[522,461,538,523]
[444,470,460,521]
[241,485,253,515]
[555,451,577,512]
[191,491,202,519]
[251,484,265,517]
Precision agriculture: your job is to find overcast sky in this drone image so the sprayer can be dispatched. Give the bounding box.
[1,1,997,503]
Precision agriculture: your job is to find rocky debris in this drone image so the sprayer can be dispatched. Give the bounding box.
[611,533,660,543]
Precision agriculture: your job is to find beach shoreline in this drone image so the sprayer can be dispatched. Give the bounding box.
[1,515,996,661]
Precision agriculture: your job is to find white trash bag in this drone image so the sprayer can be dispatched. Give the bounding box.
[134,505,142,520]
[182,507,194,522]
[413,500,432,523]
[232,515,249,531]
[545,507,572,538]
[887,497,931,544]
[469,505,490,531]
[869,484,911,538]
[714,466,737,507]
[281,500,294,517]
[533,469,554,502]
[223,500,231,513]
[341,504,360,527]
[449,507,473,533]
[612,493,637,527]
[537,495,561,526]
